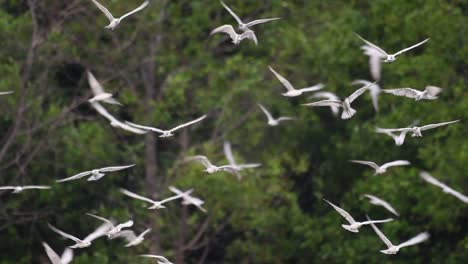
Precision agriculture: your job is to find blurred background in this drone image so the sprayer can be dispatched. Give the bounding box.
[0,0,467,263]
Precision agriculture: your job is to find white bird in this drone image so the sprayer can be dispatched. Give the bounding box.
[90,102,147,134]
[269,66,324,97]
[352,80,381,111]
[350,160,410,175]
[91,0,150,30]
[56,164,135,183]
[120,188,192,209]
[361,45,384,80]
[363,194,399,216]
[383,86,442,101]
[376,120,460,146]
[169,186,207,213]
[210,25,258,45]
[367,216,429,254]
[140,254,173,264]
[87,70,121,105]
[48,222,111,249]
[125,115,207,138]
[323,199,393,233]
[257,103,295,126]
[0,185,51,193]
[303,81,377,119]
[420,172,468,204]
[0,91,13,95]
[42,242,73,264]
[223,141,261,179]
[111,228,151,247]
[355,33,429,63]
[308,92,341,116]
[86,213,133,239]
[184,155,241,177]
[219,1,280,32]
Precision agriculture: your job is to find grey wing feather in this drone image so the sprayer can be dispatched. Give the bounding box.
[420,120,459,131]
[245,17,281,28]
[56,171,92,182]
[99,164,135,172]
[170,115,207,132]
[210,24,237,40]
[394,38,430,56]
[120,1,150,20]
[120,188,156,204]
[323,199,356,224]
[397,232,430,248]
[302,100,342,108]
[349,160,380,170]
[354,33,389,56]
[91,0,115,22]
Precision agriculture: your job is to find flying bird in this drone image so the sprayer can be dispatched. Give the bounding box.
[140,255,173,264]
[269,66,324,97]
[382,86,442,101]
[90,102,147,134]
[219,1,280,32]
[420,172,468,204]
[0,185,50,193]
[303,81,378,119]
[375,120,460,146]
[367,216,429,254]
[0,91,13,95]
[169,186,207,213]
[360,45,384,80]
[86,213,133,239]
[223,141,261,179]
[184,155,241,177]
[87,70,121,105]
[323,199,393,233]
[308,92,341,116]
[48,222,111,249]
[355,33,429,63]
[257,103,295,126]
[111,228,151,247]
[350,160,410,175]
[363,194,399,216]
[125,115,206,138]
[210,25,258,45]
[91,0,150,30]
[120,188,192,209]
[42,242,73,264]
[352,80,381,111]
[56,164,135,183]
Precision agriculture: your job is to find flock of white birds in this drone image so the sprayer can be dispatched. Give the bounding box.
[0,1,465,263]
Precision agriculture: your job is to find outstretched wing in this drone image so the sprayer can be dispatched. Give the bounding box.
[349,160,380,170]
[366,216,394,248]
[276,117,295,122]
[210,24,237,41]
[91,0,115,22]
[382,88,420,99]
[420,171,448,190]
[354,33,389,57]
[42,242,62,264]
[323,199,356,224]
[220,1,243,25]
[125,121,165,133]
[397,232,430,249]
[268,66,295,91]
[99,164,135,172]
[111,230,137,242]
[22,185,51,190]
[170,115,207,132]
[56,171,92,183]
[245,17,281,28]
[361,218,394,225]
[184,155,213,168]
[120,0,150,20]
[61,247,73,264]
[364,194,399,216]
[381,160,410,170]
[48,223,82,243]
[420,120,459,131]
[394,38,430,56]
[120,188,156,204]
[0,91,14,95]
[298,83,325,93]
[84,222,113,242]
[160,190,193,204]
[239,30,258,45]
[347,81,378,103]
[86,213,113,226]
[223,141,237,167]
[302,100,342,108]
[257,103,274,122]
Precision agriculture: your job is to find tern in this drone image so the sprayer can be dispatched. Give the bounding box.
[42,242,73,264]
[0,185,50,193]
[355,33,429,63]
[352,80,381,111]
[308,92,341,116]
[120,188,192,209]
[420,172,468,204]
[367,216,429,254]
[87,70,121,105]
[90,102,147,134]
[48,222,111,249]
[140,255,173,264]
[269,66,324,97]
[363,194,399,216]
[86,213,134,239]
[258,103,295,126]
[303,81,378,119]
[210,25,257,45]
[125,115,206,138]
[91,0,150,30]
[323,199,393,233]
[376,120,460,146]
[223,141,261,178]
[169,186,207,213]
[56,164,135,183]
[184,155,241,177]
[350,160,410,175]
[361,45,383,80]
[111,228,151,247]
[0,91,13,95]
[219,1,280,32]
[383,86,442,101]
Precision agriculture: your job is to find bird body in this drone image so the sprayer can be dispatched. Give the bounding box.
[120,188,192,209]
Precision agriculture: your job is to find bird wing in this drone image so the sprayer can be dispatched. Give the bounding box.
[91,102,147,134]
[125,121,165,133]
[448,190,468,204]
[219,166,242,177]
[237,163,262,169]
[245,17,281,28]
[382,88,420,99]
[0,91,14,95]
[420,171,448,189]
[141,255,171,262]
[99,164,135,172]
[61,248,73,264]
[310,92,340,101]
[276,117,295,122]
[120,0,150,20]
[347,81,378,103]
[87,70,105,96]
[56,171,92,183]
[298,83,325,93]
[111,230,137,242]
[302,100,342,108]
[120,188,156,204]
[116,220,134,230]
[223,141,237,167]
[42,242,62,264]
[0,186,16,190]
[184,155,213,168]
[420,120,460,131]
[86,213,114,226]
[349,160,380,170]
[239,30,258,45]
[170,115,207,132]
[48,224,82,243]
[397,232,430,249]
[21,185,51,190]
[361,45,384,80]
[268,66,295,92]
[91,0,115,22]
[364,194,399,216]
[323,199,356,224]
[139,228,152,238]
[168,186,184,195]
[361,218,394,225]
[114,122,149,134]
[424,86,442,97]
[220,1,243,25]
[366,216,394,248]
[381,160,411,170]
[84,222,113,242]
[257,103,274,122]
[394,38,430,56]
[354,33,389,56]
[210,25,237,40]
[160,190,193,204]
